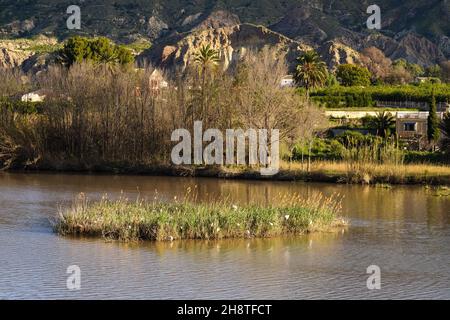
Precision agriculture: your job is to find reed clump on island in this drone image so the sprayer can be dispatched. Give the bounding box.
[54,191,347,242]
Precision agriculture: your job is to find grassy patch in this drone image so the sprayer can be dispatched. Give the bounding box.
[279,161,450,185]
[124,39,152,54]
[55,191,347,242]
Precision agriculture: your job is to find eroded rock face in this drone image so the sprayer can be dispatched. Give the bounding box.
[142,23,314,72]
[0,0,447,64]
[182,13,202,27]
[0,19,35,37]
[360,32,445,65]
[270,6,346,45]
[0,37,58,70]
[140,21,363,72]
[192,10,240,31]
[146,16,169,40]
[318,41,362,70]
[439,36,450,59]
[0,46,33,69]
[1,3,446,73]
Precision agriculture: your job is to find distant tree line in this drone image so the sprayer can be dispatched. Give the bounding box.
[57,36,134,67]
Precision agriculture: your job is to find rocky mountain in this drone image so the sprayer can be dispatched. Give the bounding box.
[141,23,362,72]
[0,0,448,70]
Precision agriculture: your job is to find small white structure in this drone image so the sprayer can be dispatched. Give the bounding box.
[414,77,440,84]
[280,75,295,88]
[21,89,47,102]
[149,69,168,90]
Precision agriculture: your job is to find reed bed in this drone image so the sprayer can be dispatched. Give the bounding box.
[55,191,346,242]
[277,161,450,185]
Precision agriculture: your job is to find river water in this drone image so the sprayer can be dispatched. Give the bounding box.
[0,173,449,299]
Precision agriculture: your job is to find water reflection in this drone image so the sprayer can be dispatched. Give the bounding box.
[0,172,449,299]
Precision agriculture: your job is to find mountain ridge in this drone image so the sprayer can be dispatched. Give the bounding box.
[0,0,448,69]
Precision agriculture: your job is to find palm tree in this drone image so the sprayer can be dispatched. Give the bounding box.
[370,111,396,138]
[294,50,328,99]
[193,44,220,118]
[194,44,220,83]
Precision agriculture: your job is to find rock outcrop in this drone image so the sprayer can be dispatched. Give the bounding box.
[145,16,169,40]
[0,46,32,69]
[1,2,447,72]
[140,22,365,72]
[359,32,445,65]
[141,23,313,72]
[192,10,240,31]
[0,37,58,70]
[317,41,362,70]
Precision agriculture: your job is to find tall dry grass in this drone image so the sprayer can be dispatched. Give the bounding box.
[279,160,450,184]
[1,50,321,170]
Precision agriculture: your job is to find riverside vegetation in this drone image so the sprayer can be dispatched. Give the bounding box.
[1,36,450,185]
[54,190,347,241]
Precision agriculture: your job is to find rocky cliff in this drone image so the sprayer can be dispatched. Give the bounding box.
[140,23,362,71]
[0,0,448,70]
[0,37,58,71]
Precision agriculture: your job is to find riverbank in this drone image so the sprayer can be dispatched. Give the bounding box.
[55,192,347,241]
[5,160,450,185]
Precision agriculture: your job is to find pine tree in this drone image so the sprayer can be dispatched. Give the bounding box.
[427,88,440,148]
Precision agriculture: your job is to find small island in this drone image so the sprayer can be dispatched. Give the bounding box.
[54,192,347,241]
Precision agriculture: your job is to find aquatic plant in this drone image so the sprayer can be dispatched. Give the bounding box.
[55,191,346,242]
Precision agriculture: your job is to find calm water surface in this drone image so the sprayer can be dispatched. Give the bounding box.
[0,173,449,299]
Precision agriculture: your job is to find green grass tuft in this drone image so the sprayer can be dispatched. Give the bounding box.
[54,191,347,242]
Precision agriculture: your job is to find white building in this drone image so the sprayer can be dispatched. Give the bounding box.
[21,89,47,102]
[280,75,295,88]
[149,69,168,90]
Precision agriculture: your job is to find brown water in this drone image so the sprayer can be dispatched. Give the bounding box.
[0,172,449,299]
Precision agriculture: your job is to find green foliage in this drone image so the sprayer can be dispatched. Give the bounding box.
[342,137,404,166]
[311,83,450,108]
[427,88,440,143]
[292,138,345,160]
[0,98,41,114]
[364,112,396,138]
[294,50,328,95]
[55,193,343,241]
[290,132,447,164]
[425,64,442,78]
[336,131,381,148]
[404,151,447,164]
[393,59,424,77]
[57,36,134,67]
[194,44,220,72]
[312,87,374,108]
[114,45,134,65]
[26,43,62,54]
[336,64,371,87]
[326,73,339,87]
[124,39,152,54]
[290,132,434,165]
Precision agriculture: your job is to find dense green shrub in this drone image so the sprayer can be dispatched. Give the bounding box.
[311,83,450,108]
[57,36,134,67]
[336,131,381,148]
[0,98,42,114]
[404,151,447,164]
[336,64,371,87]
[288,132,447,164]
[292,138,345,161]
